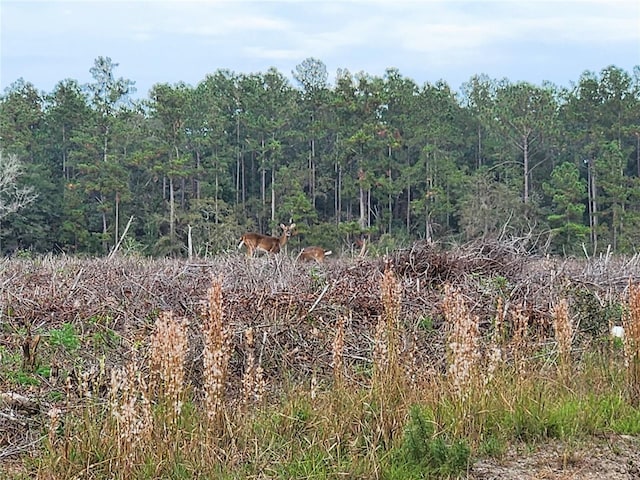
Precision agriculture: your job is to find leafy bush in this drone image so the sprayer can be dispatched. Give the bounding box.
[389,404,471,478]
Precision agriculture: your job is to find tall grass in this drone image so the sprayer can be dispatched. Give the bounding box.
[624,282,640,406]
[202,276,231,429]
[553,298,573,381]
[28,277,640,479]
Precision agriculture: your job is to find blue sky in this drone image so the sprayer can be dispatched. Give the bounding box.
[1,0,639,99]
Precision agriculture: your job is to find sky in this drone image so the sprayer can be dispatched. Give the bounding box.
[1,0,639,99]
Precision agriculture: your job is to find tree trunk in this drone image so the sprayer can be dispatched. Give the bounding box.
[62,125,68,179]
[523,134,529,203]
[195,150,201,200]
[169,176,175,241]
[335,161,342,225]
[215,167,219,222]
[101,198,108,253]
[636,133,640,177]
[271,167,275,222]
[261,164,266,207]
[114,192,119,248]
[236,114,242,207]
[406,182,411,234]
[587,157,598,253]
[477,125,483,169]
[181,178,186,208]
[241,154,245,207]
[367,189,371,228]
[310,137,316,208]
[359,184,366,229]
[261,137,266,207]
[102,125,109,162]
[388,147,392,233]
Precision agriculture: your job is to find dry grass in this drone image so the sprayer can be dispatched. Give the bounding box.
[149,311,188,425]
[332,314,346,388]
[202,276,231,429]
[443,284,481,397]
[553,298,573,381]
[1,246,640,478]
[108,353,153,473]
[624,282,640,405]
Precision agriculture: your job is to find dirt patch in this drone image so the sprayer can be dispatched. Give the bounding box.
[471,435,640,479]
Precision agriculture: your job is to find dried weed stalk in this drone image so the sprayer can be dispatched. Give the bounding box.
[373,264,403,388]
[46,406,62,448]
[242,327,265,406]
[372,314,389,387]
[624,282,640,405]
[202,277,231,426]
[310,371,318,400]
[552,298,573,379]
[510,304,530,377]
[149,311,188,425]
[443,284,480,397]
[485,297,506,388]
[332,314,347,387]
[109,356,153,466]
[372,264,406,446]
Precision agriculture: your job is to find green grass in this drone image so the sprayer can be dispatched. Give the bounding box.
[23,351,637,480]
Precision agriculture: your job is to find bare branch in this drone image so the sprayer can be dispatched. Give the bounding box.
[0,151,38,220]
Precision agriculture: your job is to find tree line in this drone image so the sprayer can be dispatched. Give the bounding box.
[1,56,639,257]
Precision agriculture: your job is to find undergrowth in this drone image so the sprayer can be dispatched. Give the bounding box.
[3,268,640,479]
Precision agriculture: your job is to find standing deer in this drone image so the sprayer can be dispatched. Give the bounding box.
[238,223,296,257]
[296,246,332,264]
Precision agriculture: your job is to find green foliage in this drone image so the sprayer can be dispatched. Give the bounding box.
[89,328,120,353]
[542,162,590,254]
[1,345,42,386]
[47,322,80,352]
[275,447,331,479]
[389,404,471,478]
[417,315,435,333]
[478,435,507,458]
[1,60,639,256]
[569,287,623,338]
[9,370,41,386]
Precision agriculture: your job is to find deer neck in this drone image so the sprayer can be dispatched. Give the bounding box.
[278,231,289,248]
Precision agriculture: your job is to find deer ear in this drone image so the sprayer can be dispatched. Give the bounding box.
[280,223,286,229]
[290,223,296,229]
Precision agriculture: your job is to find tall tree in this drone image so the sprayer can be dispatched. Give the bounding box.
[542,162,589,254]
[293,57,330,209]
[149,82,193,253]
[491,81,557,204]
[560,66,640,253]
[43,80,93,251]
[0,79,44,162]
[83,57,136,252]
[460,74,500,170]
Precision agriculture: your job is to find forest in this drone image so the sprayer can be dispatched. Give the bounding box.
[1,57,639,258]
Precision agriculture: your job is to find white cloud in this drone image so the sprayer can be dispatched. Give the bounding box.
[1,0,638,95]
[243,46,306,61]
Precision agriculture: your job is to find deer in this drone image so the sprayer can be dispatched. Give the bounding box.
[238,222,296,257]
[355,235,368,257]
[296,246,332,264]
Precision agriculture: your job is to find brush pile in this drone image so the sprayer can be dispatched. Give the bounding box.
[1,242,639,463]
